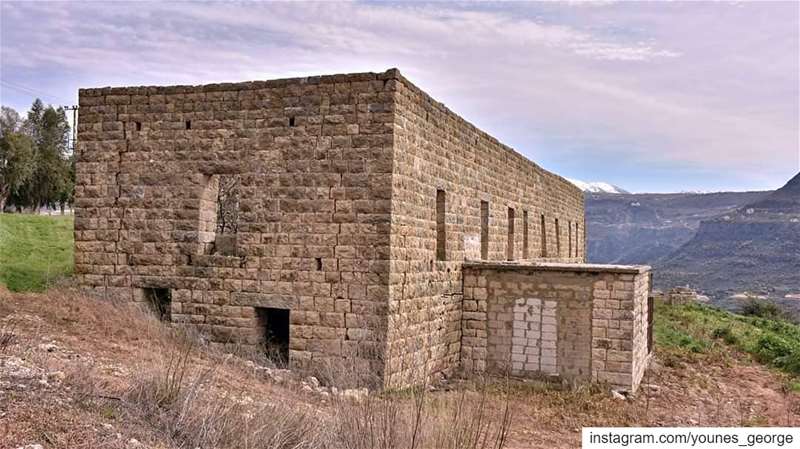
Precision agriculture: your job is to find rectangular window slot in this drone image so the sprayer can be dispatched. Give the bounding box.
[555,218,561,257]
[540,214,547,257]
[576,223,580,258]
[145,288,171,322]
[135,121,142,131]
[480,201,489,259]
[256,307,290,366]
[214,175,240,255]
[507,207,515,260]
[289,116,296,127]
[568,220,573,258]
[522,210,529,259]
[316,257,323,271]
[436,189,446,261]
[185,120,191,130]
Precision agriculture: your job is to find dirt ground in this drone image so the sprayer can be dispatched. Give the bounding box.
[1,287,798,449]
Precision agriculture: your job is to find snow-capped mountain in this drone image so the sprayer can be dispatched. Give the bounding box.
[567,179,630,194]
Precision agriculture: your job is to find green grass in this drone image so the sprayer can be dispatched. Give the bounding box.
[655,301,800,388]
[0,213,74,292]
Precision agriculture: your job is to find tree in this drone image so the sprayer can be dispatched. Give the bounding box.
[13,100,71,211]
[0,130,35,212]
[0,106,23,136]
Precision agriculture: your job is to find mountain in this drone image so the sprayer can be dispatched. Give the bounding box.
[657,173,800,298]
[586,190,769,264]
[568,179,630,194]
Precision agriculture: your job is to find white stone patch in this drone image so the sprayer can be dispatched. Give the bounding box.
[511,298,558,375]
[463,234,481,260]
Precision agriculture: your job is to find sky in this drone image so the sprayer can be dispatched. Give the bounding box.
[1,1,798,193]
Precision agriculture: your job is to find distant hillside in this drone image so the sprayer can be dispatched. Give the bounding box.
[586,190,769,264]
[657,173,800,298]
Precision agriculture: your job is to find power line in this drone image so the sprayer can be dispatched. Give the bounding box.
[0,80,73,106]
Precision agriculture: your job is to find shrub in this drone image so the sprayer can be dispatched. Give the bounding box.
[711,326,738,345]
[741,300,786,321]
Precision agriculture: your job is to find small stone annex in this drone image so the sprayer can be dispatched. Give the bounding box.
[74,69,652,392]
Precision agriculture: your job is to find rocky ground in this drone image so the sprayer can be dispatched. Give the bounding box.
[1,286,798,449]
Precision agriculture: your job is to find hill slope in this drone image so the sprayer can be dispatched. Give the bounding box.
[1,288,798,449]
[0,214,74,291]
[657,173,800,297]
[586,190,768,264]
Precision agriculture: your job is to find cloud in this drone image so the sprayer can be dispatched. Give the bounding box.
[0,1,797,192]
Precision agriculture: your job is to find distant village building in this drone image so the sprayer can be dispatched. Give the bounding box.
[74,69,652,392]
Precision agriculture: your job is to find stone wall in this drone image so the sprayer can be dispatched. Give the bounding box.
[76,71,397,383]
[76,68,588,388]
[461,262,651,393]
[385,74,585,387]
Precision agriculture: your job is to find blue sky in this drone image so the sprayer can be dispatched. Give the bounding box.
[1,1,798,193]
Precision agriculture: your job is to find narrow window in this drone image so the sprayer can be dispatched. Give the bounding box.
[540,214,547,257]
[145,288,171,322]
[555,218,561,257]
[210,174,240,256]
[568,221,573,258]
[289,116,296,127]
[185,120,192,130]
[256,307,290,366]
[480,201,489,259]
[507,207,515,261]
[576,223,581,258]
[135,121,142,131]
[436,189,446,261]
[316,257,323,271]
[522,210,529,259]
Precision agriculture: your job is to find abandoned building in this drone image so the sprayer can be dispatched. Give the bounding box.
[74,69,652,392]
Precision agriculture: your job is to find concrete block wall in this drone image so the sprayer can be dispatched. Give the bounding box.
[461,262,651,393]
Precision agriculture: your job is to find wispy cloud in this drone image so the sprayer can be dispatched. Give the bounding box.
[0,1,796,192]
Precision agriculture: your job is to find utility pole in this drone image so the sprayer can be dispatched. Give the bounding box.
[64,105,79,153]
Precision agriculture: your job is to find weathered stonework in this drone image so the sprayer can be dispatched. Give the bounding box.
[461,262,652,393]
[75,68,648,390]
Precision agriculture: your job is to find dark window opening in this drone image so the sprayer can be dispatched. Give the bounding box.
[436,189,446,261]
[555,218,561,257]
[480,201,489,259]
[256,307,290,366]
[145,288,171,322]
[647,295,654,354]
[522,210,529,259]
[185,120,192,130]
[316,257,323,271]
[507,207,515,261]
[135,121,142,131]
[568,221,573,258]
[289,116,296,127]
[576,223,581,258]
[540,214,547,257]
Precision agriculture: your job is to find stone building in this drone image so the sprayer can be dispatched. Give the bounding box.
[75,69,652,392]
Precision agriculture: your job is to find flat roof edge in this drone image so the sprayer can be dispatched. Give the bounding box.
[462,261,651,274]
[78,68,403,96]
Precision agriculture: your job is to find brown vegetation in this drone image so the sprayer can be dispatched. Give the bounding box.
[0,286,797,449]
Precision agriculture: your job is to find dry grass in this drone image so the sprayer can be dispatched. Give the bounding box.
[330,380,512,449]
[1,286,514,449]
[2,286,797,449]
